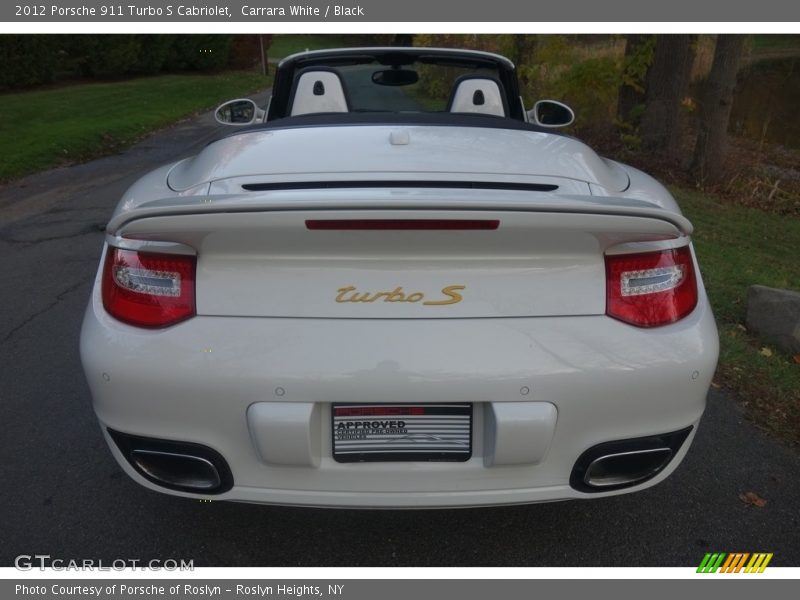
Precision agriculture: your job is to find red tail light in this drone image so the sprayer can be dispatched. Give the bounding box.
[605,246,697,328]
[102,247,196,328]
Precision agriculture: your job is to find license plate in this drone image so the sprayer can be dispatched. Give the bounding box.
[332,403,472,463]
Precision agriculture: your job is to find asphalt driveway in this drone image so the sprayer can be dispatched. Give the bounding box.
[1,100,798,567]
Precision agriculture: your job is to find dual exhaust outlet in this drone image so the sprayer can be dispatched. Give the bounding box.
[569,427,693,493]
[108,426,693,496]
[108,429,233,494]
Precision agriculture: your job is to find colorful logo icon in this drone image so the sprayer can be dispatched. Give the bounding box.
[697,553,773,573]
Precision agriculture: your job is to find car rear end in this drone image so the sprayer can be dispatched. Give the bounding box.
[80,187,718,508]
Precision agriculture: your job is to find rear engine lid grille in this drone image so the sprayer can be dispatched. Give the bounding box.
[241,180,559,192]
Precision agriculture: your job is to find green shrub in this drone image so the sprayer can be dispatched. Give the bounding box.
[80,35,143,78]
[0,36,58,90]
[137,35,173,75]
[547,57,622,129]
[165,35,232,72]
[0,35,239,90]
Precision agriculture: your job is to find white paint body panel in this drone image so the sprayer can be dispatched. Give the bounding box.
[82,274,718,507]
[163,125,629,194]
[81,111,719,507]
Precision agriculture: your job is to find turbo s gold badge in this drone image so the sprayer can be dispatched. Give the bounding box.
[335,285,465,306]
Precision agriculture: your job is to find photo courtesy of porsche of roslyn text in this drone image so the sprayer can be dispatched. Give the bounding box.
[1,33,799,567]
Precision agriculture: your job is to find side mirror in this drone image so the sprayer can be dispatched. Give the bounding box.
[528,100,575,128]
[214,99,265,126]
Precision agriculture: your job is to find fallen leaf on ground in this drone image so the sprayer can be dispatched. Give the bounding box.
[759,347,773,357]
[739,492,767,507]
[736,324,747,332]
[793,354,800,365]
[710,381,721,389]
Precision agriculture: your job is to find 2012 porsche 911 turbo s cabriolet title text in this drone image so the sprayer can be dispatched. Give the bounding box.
[80,47,719,508]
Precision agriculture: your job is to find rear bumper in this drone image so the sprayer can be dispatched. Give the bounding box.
[80,285,718,508]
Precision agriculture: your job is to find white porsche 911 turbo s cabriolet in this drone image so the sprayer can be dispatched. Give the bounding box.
[80,47,719,508]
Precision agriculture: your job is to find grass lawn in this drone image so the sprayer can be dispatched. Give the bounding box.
[675,188,800,446]
[269,35,348,59]
[0,71,269,182]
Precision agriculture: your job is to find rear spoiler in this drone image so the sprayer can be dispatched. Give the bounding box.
[107,191,692,238]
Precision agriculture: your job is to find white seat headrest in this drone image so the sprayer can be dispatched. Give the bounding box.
[449,78,506,117]
[290,71,349,116]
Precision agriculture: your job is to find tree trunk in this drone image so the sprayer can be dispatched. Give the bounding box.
[639,35,692,160]
[617,34,651,124]
[512,35,537,65]
[690,35,747,185]
[512,35,537,93]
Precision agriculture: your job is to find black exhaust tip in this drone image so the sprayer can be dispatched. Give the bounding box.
[569,426,693,493]
[108,429,233,495]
